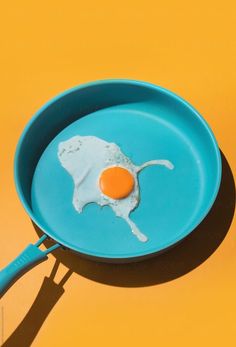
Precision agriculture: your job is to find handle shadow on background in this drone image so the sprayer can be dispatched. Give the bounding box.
[2,260,72,347]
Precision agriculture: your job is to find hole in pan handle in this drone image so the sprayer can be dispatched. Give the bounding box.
[0,235,61,298]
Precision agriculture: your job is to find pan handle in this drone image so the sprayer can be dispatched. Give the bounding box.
[0,235,60,298]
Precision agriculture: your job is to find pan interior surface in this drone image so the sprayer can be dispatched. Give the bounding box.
[30,88,221,260]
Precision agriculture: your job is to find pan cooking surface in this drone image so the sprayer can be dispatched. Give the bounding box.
[31,100,215,259]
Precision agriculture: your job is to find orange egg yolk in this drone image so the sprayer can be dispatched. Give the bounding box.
[99,166,135,199]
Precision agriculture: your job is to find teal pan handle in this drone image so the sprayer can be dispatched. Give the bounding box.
[0,235,60,298]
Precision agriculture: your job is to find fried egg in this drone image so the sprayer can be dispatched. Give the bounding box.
[58,136,174,242]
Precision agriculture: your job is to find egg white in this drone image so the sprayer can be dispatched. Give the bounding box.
[58,135,174,242]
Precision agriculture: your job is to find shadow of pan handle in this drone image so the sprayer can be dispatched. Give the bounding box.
[2,261,72,347]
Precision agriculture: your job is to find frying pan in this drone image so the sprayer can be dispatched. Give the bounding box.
[0,79,222,297]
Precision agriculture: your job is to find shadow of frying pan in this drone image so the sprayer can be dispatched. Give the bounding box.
[2,150,235,347]
[34,150,235,287]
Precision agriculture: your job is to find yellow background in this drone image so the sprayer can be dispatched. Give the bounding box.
[0,1,236,346]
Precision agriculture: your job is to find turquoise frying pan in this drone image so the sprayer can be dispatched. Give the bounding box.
[0,79,221,297]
